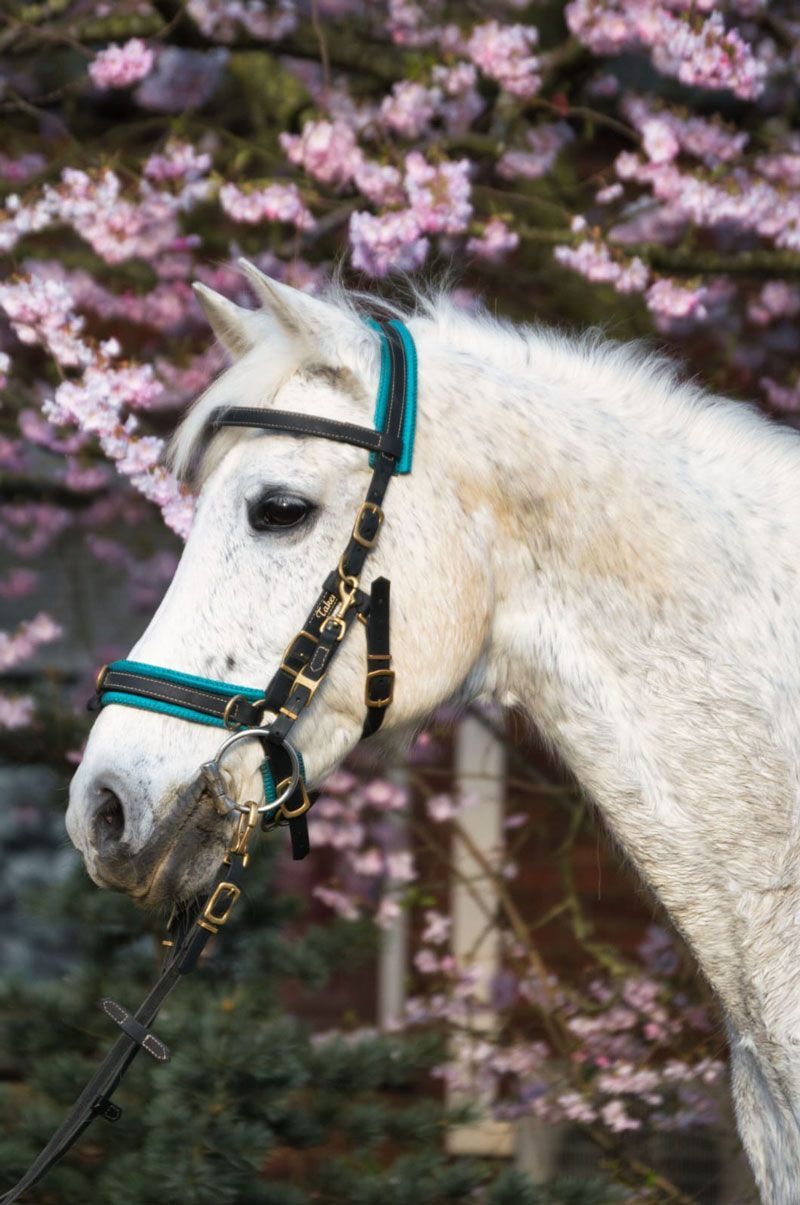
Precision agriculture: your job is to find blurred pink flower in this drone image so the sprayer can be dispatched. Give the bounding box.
[404,152,472,234]
[0,611,62,671]
[380,82,441,138]
[497,122,574,181]
[348,209,429,276]
[281,119,361,187]
[467,20,541,98]
[467,217,519,261]
[0,695,35,730]
[219,181,315,229]
[89,39,154,90]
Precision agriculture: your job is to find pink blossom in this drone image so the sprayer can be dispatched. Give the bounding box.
[386,850,416,883]
[467,21,541,98]
[641,118,680,164]
[566,2,765,99]
[353,848,384,877]
[386,0,442,48]
[467,217,519,261]
[432,62,478,96]
[623,97,749,168]
[415,948,441,974]
[0,612,62,671]
[89,39,154,90]
[497,123,573,181]
[0,695,35,730]
[600,1099,642,1132]
[595,182,623,204]
[187,0,297,41]
[280,119,361,187]
[1,166,209,264]
[380,82,441,139]
[348,209,429,277]
[219,181,314,229]
[313,884,360,920]
[554,239,649,294]
[425,793,460,822]
[748,282,800,326]
[555,1092,597,1123]
[143,140,212,183]
[0,275,90,366]
[597,1064,661,1095]
[0,273,193,538]
[376,896,402,928]
[646,278,708,325]
[421,910,451,945]
[353,160,404,207]
[404,152,472,235]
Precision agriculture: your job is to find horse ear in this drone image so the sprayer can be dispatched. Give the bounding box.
[192,283,261,358]
[238,259,353,344]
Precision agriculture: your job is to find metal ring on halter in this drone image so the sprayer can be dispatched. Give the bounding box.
[212,727,301,815]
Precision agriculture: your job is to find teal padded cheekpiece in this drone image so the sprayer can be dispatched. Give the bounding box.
[367,318,417,474]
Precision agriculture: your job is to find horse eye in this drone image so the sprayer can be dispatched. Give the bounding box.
[248,492,314,532]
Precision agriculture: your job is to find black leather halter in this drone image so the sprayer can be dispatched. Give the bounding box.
[92,318,415,859]
[0,317,416,1204]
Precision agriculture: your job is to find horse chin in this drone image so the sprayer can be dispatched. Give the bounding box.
[134,833,226,909]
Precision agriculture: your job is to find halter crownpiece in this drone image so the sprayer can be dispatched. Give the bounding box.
[0,317,418,1205]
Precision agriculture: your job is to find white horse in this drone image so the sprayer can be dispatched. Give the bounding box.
[66,264,800,1203]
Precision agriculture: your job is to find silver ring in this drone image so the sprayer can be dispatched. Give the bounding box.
[213,727,301,814]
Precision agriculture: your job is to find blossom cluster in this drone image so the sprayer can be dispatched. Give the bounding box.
[0,274,193,537]
[566,1,767,99]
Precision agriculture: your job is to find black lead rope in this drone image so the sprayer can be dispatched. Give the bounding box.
[1,319,414,1203]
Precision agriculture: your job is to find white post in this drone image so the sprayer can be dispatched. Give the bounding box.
[446,711,514,1157]
[378,769,410,1030]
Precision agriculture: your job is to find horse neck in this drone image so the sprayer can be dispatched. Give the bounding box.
[430,319,800,992]
[422,314,800,1196]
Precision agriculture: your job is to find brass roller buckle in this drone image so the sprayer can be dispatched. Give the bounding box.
[276,776,312,821]
[197,881,242,934]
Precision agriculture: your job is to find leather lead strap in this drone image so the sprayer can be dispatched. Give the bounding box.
[0,859,245,1205]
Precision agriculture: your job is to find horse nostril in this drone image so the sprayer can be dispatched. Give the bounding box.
[91,787,126,855]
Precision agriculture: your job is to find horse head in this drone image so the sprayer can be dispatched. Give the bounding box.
[66,267,492,904]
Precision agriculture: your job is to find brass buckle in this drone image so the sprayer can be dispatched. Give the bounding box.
[95,663,110,693]
[197,881,241,934]
[222,694,264,731]
[279,630,319,675]
[320,615,347,642]
[222,694,244,730]
[365,668,395,709]
[277,776,312,820]
[290,667,324,701]
[352,501,383,549]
